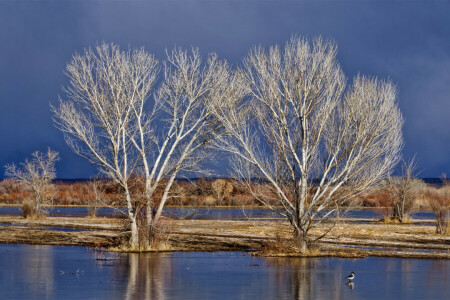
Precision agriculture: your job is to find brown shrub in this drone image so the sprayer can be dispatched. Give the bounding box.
[425,186,449,234]
[0,179,30,204]
[359,188,393,217]
[261,229,320,255]
[21,200,47,219]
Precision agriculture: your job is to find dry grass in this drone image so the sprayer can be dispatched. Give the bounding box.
[258,222,323,256]
[380,215,411,224]
[110,217,178,252]
[109,239,175,253]
[0,216,449,258]
[443,223,450,236]
[261,235,300,255]
[21,200,47,219]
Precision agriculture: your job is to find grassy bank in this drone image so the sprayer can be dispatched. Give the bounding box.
[0,215,448,259]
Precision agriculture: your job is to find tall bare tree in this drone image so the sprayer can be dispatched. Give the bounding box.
[386,157,425,222]
[52,43,159,248]
[213,36,403,251]
[53,43,231,248]
[130,48,232,234]
[5,148,59,218]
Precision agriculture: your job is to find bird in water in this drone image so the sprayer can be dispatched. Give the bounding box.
[346,271,355,281]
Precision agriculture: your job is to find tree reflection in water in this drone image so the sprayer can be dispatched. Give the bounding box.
[21,245,55,296]
[265,257,356,300]
[1,245,448,299]
[115,253,172,300]
[0,244,55,299]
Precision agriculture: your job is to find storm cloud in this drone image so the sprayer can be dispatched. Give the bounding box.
[0,1,449,178]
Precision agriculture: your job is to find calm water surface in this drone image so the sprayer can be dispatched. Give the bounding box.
[0,244,448,299]
[0,206,437,221]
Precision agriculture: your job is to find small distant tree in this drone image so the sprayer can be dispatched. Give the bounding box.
[386,158,425,222]
[427,175,449,234]
[5,149,59,218]
[87,178,106,217]
[211,179,234,203]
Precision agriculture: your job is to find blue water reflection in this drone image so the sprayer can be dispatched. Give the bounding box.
[0,244,448,299]
[0,206,437,221]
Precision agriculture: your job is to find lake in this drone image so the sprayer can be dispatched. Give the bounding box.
[0,244,448,299]
[0,206,437,221]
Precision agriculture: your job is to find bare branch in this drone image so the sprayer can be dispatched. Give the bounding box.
[213,36,403,251]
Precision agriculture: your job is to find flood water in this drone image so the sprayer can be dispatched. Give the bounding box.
[0,206,437,221]
[0,244,448,299]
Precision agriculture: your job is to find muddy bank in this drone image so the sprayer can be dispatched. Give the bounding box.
[0,216,448,259]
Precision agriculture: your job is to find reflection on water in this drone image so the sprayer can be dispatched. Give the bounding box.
[0,245,55,298]
[265,256,450,300]
[0,206,437,221]
[117,253,172,300]
[0,245,448,299]
[266,257,350,299]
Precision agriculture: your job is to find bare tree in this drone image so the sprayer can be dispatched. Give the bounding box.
[87,177,107,218]
[52,43,158,248]
[213,36,403,251]
[53,43,230,248]
[5,148,59,218]
[386,157,425,222]
[426,175,449,234]
[130,48,232,235]
[211,179,234,203]
[427,188,449,235]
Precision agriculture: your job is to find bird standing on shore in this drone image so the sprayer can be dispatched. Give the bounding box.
[346,272,355,281]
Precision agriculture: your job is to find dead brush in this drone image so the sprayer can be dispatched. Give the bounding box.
[114,219,134,249]
[21,200,47,219]
[111,218,149,252]
[261,232,322,256]
[262,232,299,255]
[425,185,449,235]
[148,222,175,251]
[381,215,411,224]
[112,216,175,252]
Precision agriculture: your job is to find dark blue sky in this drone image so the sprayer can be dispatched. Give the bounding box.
[1,1,449,178]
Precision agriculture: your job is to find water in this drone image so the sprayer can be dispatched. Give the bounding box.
[0,206,123,218]
[0,206,437,221]
[0,223,86,232]
[0,244,448,299]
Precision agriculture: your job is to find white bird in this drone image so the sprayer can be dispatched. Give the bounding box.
[346,271,355,281]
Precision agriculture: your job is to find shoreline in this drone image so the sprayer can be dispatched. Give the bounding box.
[0,215,448,259]
[0,203,435,211]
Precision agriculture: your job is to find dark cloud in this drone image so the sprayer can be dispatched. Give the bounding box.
[0,1,449,178]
